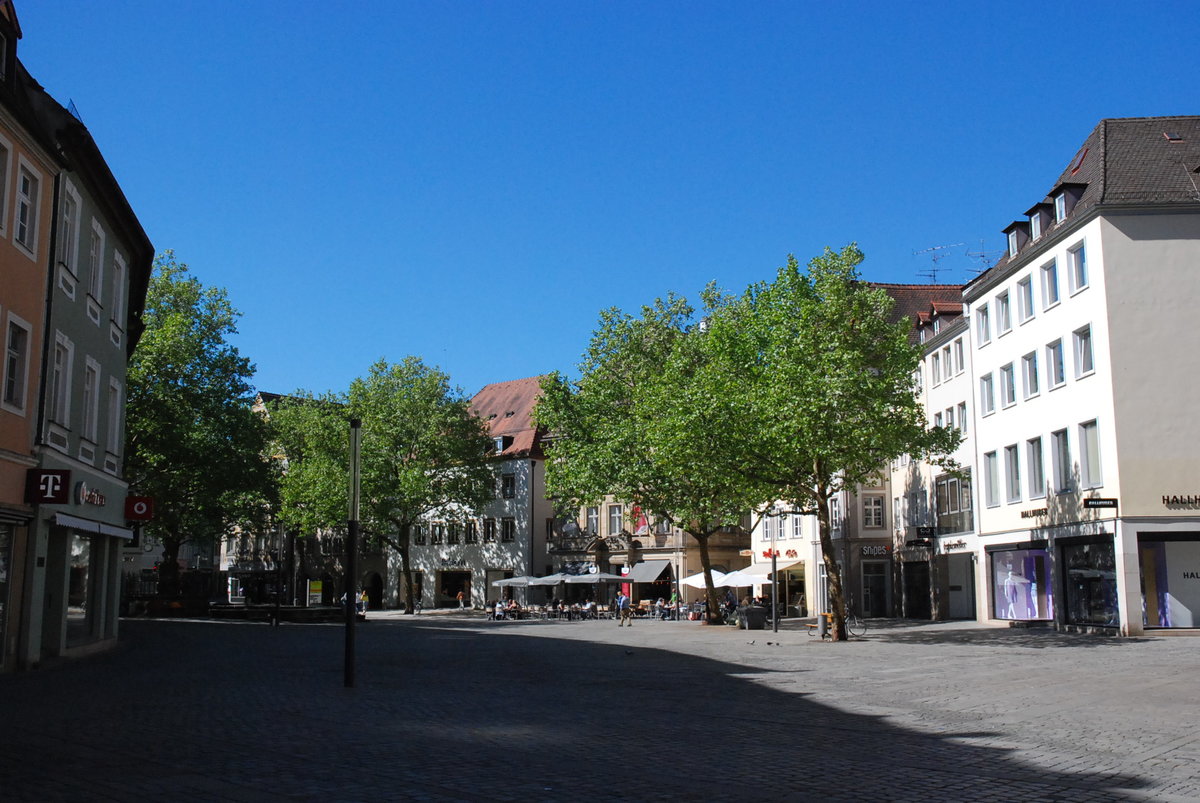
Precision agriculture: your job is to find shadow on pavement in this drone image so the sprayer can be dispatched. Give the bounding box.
[0,619,1151,802]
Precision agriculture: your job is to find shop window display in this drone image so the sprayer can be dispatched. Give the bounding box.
[1140,538,1200,628]
[1061,541,1118,627]
[991,548,1052,620]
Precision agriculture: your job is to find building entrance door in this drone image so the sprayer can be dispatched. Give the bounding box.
[903,561,932,619]
[862,561,889,617]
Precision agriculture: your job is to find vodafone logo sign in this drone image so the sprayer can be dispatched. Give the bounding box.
[125,496,154,520]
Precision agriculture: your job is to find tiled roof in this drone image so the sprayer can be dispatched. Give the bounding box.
[470,376,548,458]
[872,283,965,343]
[981,116,1200,280]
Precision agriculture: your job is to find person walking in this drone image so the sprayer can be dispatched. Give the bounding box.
[456,590,466,609]
[617,591,633,627]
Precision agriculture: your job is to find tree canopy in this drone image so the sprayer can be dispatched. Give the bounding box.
[272,357,495,611]
[124,252,275,591]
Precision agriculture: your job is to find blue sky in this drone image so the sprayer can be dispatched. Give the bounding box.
[16,2,1199,397]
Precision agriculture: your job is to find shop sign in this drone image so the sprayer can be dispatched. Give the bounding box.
[1020,507,1048,519]
[1163,495,1200,506]
[25,469,71,504]
[862,545,890,556]
[1084,498,1118,510]
[76,482,107,507]
[785,549,798,558]
[125,496,154,520]
[942,539,969,551]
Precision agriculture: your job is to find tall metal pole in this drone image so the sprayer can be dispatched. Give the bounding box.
[345,418,361,688]
[771,512,779,634]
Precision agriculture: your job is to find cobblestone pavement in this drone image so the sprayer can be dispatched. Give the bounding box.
[2,612,1197,802]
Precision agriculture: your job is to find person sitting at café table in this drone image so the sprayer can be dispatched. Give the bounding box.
[493,599,505,619]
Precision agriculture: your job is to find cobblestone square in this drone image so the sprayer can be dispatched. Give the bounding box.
[2,614,1196,801]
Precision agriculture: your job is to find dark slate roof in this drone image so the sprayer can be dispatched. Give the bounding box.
[470,376,548,458]
[979,116,1200,282]
[872,283,965,344]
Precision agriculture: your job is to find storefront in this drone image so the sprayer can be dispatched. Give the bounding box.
[988,541,1053,622]
[1059,537,1119,628]
[1138,533,1200,629]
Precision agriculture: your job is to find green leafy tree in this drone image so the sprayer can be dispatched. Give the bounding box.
[694,245,960,639]
[536,295,762,623]
[272,358,495,613]
[125,252,275,594]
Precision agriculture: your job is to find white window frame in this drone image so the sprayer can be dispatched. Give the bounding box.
[87,219,106,324]
[1068,241,1088,294]
[933,411,943,428]
[1046,339,1066,389]
[984,451,999,508]
[110,251,127,348]
[980,373,995,416]
[607,504,623,535]
[1007,231,1019,258]
[1054,192,1067,223]
[105,378,122,474]
[1041,259,1060,310]
[1004,444,1021,504]
[1080,419,1102,489]
[2,311,32,415]
[930,351,941,385]
[1000,363,1017,408]
[1051,428,1072,493]
[996,291,1012,335]
[49,331,74,426]
[14,156,42,258]
[953,338,964,375]
[1021,351,1039,399]
[1027,437,1045,499]
[976,304,991,345]
[1029,213,1041,241]
[862,496,885,529]
[957,401,968,435]
[1074,325,1095,378]
[1017,276,1034,323]
[58,179,82,279]
[81,357,101,445]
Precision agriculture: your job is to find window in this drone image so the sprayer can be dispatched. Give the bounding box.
[1004,444,1021,503]
[1080,420,1102,488]
[1007,231,1019,258]
[980,373,995,416]
[87,220,105,324]
[58,182,81,275]
[933,412,943,428]
[1021,352,1039,399]
[977,304,991,344]
[945,406,954,429]
[49,333,73,426]
[413,525,426,545]
[586,506,599,535]
[483,519,497,542]
[791,515,801,539]
[1027,437,1045,499]
[862,496,884,529]
[447,523,459,545]
[1051,429,1072,493]
[941,345,951,375]
[465,521,478,544]
[1017,277,1034,322]
[930,352,941,385]
[81,358,100,443]
[2,315,30,413]
[996,292,1012,335]
[1046,339,1065,388]
[1000,363,1016,407]
[14,161,40,254]
[501,474,515,499]
[1041,260,1060,309]
[953,338,964,375]
[430,524,444,544]
[829,497,841,532]
[501,518,515,542]
[957,401,968,435]
[607,504,623,535]
[1029,213,1041,241]
[0,134,11,235]
[1054,192,1067,223]
[104,379,122,473]
[1074,325,1094,377]
[983,451,999,507]
[109,252,127,347]
[1068,242,1088,293]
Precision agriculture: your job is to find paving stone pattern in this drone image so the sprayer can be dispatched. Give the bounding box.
[1,613,1197,801]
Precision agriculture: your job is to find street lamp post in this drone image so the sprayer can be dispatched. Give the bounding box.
[345,418,362,689]
[769,509,779,634]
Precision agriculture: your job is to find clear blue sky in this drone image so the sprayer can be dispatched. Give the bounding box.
[17,2,1198,397]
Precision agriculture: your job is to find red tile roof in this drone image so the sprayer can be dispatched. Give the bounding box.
[470,375,548,458]
[871,283,965,343]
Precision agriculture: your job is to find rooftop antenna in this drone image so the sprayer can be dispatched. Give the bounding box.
[913,243,964,283]
[965,239,1005,275]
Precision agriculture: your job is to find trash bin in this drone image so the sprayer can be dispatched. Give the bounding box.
[741,605,768,630]
[817,612,830,638]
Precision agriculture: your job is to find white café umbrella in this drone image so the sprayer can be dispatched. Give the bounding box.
[681,569,727,589]
[562,572,630,584]
[490,575,541,588]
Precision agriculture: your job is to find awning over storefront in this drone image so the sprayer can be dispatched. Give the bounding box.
[625,559,671,583]
[51,512,133,540]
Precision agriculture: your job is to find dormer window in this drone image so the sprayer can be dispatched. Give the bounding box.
[1054,193,1067,223]
[1007,231,1019,258]
[1029,213,1041,240]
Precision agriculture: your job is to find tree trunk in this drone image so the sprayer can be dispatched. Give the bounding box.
[399,537,415,615]
[694,529,725,625]
[815,493,848,641]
